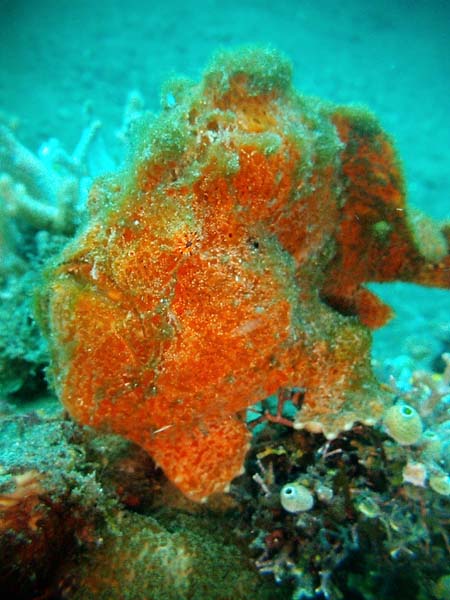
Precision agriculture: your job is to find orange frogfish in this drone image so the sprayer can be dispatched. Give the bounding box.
[40,48,450,501]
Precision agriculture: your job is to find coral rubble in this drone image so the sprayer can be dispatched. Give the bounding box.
[39,47,450,502]
[233,418,450,600]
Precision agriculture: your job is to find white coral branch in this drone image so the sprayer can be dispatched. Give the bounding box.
[0,119,106,239]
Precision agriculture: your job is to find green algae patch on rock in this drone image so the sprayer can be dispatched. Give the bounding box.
[67,510,290,600]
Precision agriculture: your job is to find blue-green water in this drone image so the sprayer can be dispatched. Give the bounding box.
[1,0,448,217]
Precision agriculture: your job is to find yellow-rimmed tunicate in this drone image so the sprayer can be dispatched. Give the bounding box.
[429,473,450,496]
[383,403,423,445]
[280,482,314,513]
[420,429,443,462]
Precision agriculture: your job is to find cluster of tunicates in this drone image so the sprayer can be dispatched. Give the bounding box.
[383,402,450,496]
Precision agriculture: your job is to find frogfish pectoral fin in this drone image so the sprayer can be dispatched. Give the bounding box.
[320,109,449,327]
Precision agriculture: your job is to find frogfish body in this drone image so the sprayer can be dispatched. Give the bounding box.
[40,48,450,501]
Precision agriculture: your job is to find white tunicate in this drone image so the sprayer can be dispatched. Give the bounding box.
[402,460,427,487]
[280,482,314,513]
